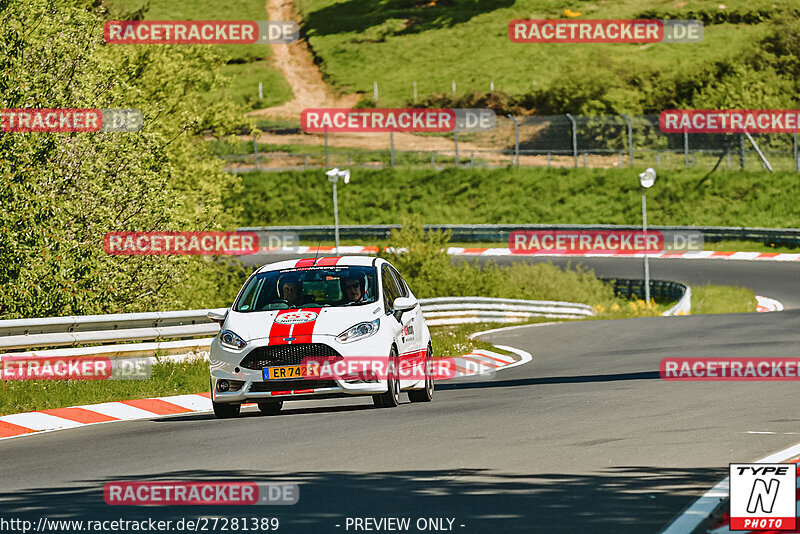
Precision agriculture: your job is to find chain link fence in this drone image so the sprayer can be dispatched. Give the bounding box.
[221,114,800,173]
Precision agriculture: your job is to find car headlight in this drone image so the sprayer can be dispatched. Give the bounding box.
[336,319,380,343]
[219,330,247,350]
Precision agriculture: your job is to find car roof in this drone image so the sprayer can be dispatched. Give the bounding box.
[256,255,383,274]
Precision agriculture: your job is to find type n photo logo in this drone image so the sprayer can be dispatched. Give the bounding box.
[729,463,796,531]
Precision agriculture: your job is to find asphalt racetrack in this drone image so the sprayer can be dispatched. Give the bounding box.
[1,254,798,533]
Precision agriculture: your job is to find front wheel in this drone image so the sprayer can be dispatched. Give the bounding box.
[373,347,400,408]
[212,401,241,419]
[408,344,434,403]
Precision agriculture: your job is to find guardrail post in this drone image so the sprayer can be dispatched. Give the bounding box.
[621,113,633,167]
[739,133,745,170]
[507,114,520,168]
[683,128,689,169]
[565,114,578,168]
[253,138,259,171]
[324,127,329,167]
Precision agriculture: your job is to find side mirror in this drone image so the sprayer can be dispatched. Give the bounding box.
[393,296,417,313]
[207,309,228,325]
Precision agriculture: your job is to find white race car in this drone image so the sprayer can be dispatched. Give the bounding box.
[208,256,434,418]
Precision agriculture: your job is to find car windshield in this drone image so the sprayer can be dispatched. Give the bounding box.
[233,265,378,312]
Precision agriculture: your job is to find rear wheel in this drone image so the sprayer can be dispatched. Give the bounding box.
[408,344,434,403]
[373,347,400,408]
[212,401,241,419]
[257,401,283,415]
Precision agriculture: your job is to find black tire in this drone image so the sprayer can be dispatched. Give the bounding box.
[408,344,434,403]
[373,347,400,408]
[212,401,241,419]
[257,401,283,415]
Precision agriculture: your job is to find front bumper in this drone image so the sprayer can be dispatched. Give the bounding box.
[209,336,390,404]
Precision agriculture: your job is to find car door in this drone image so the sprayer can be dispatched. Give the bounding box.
[381,264,415,387]
[386,264,423,388]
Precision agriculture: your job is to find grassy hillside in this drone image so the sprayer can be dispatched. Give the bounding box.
[230,167,800,228]
[295,0,800,113]
[105,0,292,110]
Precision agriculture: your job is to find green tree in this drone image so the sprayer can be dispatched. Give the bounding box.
[0,0,250,318]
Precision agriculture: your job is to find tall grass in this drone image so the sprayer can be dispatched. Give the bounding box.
[231,167,800,228]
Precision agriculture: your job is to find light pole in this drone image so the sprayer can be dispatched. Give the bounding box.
[638,168,656,307]
[325,167,350,252]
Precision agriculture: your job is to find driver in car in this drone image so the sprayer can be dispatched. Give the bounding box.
[278,278,303,308]
[340,275,366,304]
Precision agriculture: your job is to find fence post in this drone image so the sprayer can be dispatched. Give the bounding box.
[726,149,731,169]
[258,81,263,100]
[253,137,259,171]
[507,114,519,167]
[656,151,660,167]
[413,81,417,103]
[621,113,633,167]
[547,152,551,168]
[684,128,689,169]
[490,81,494,92]
[324,127,329,167]
[565,113,578,168]
[452,80,456,95]
[373,81,378,103]
[739,133,745,170]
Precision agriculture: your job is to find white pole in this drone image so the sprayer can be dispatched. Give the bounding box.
[258,81,263,100]
[373,81,378,103]
[452,80,456,95]
[413,81,417,102]
[333,180,340,253]
[642,190,650,306]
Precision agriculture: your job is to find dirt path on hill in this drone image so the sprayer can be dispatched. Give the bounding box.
[249,0,359,121]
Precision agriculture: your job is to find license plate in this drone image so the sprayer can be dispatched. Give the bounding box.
[263,365,319,380]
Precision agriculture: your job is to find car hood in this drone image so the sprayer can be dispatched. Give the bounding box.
[224,305,385,342]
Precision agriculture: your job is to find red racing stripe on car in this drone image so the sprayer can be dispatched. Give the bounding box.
[295,258,317,268]
[314,256,342,266]
[267,310,295,343]
[287,307,321,344]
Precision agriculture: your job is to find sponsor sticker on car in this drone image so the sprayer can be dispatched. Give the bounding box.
[273,311,318,324]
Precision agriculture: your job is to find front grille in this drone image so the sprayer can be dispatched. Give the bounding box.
[250,380,338,392]
[240,343,341,370]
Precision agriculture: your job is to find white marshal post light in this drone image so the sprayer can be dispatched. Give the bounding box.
[325,168,350,252]
[638,167,656,306]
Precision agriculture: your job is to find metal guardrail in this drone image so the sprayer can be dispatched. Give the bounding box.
[602,278,691,316]
[239,224,800,246]
[0,298,594,352]
[0,284,689,354]
[418,296,595,325]
[0,308,226,351]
